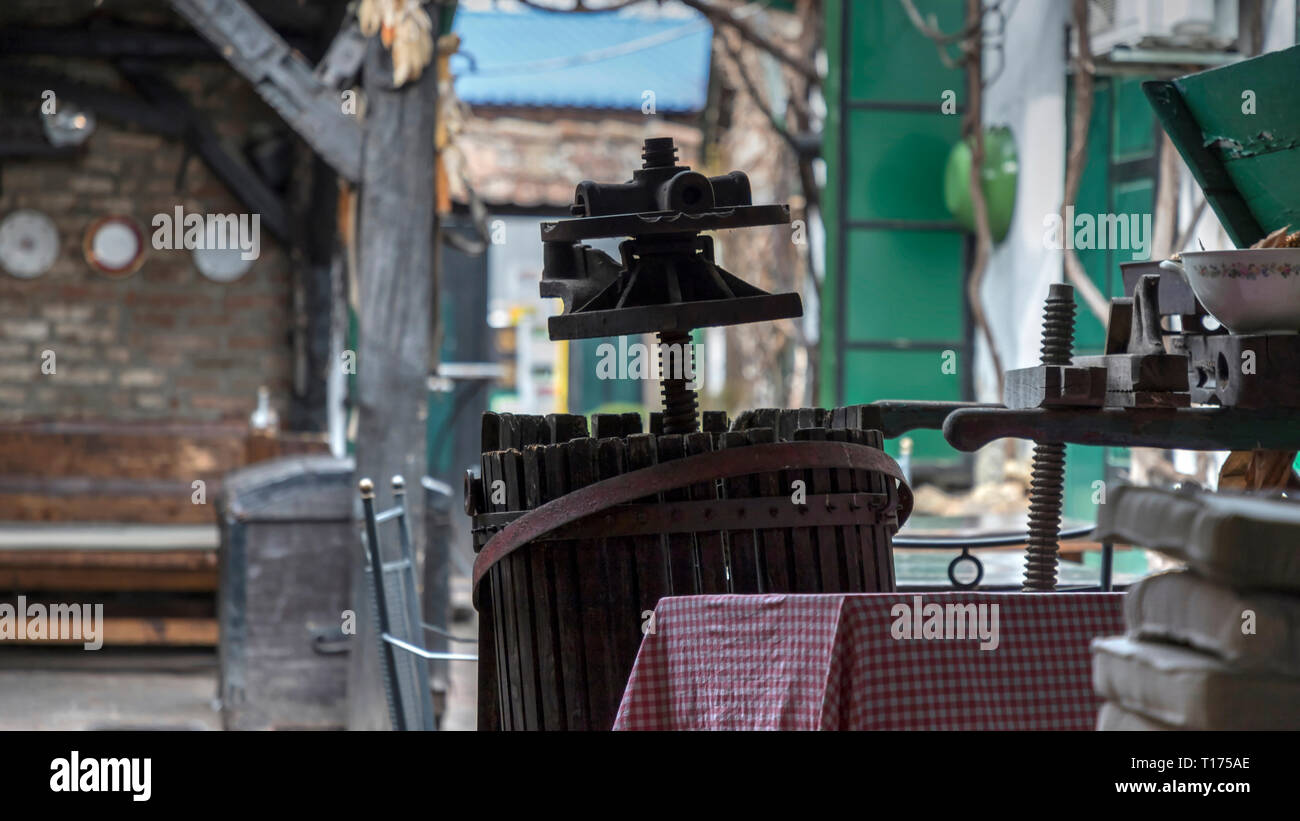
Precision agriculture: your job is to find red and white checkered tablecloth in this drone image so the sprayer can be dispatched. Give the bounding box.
[613,592,1125,731]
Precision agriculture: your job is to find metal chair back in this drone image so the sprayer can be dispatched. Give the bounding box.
[359,476,439,731]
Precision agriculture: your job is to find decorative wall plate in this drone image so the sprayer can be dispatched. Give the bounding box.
[83,215,146,278]
[193,245,254,283]
[0,209,59,279]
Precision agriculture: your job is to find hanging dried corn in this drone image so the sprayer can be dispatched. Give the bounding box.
[357,0,435,87]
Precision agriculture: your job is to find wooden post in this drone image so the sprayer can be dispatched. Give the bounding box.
[346,35,439,730]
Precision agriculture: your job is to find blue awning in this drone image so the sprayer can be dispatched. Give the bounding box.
[451,5,713,112]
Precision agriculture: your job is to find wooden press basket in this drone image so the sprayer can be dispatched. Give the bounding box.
[466,410,914,731]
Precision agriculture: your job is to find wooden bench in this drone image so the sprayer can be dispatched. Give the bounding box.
[0,421,328,646]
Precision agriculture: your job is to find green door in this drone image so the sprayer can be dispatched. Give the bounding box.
[821,0,970,468]
[1064,75,1161,522]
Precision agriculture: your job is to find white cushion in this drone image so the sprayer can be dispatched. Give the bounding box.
[1097,485,1300,592]
[1096,701,1176,731]
[1092,636,1300,730]
[1126,570,1300,676]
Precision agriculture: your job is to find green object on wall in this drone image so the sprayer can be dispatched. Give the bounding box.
[942,126,1018,242]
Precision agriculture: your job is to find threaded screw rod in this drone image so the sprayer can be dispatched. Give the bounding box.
[1023,283,1076,592]
[657,329,699,435]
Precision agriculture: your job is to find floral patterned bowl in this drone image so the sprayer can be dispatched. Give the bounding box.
[1160,249,1300,334]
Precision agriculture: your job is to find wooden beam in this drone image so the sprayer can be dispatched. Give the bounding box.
[314,18,366,90]
[288,2,350,431]
[7,617,218,647]
[0,549,216,570]
[346,35,439,731]
[117,60,292,244]
[0,568,216,592]
[168,0,362,183]
[287,155,339,432]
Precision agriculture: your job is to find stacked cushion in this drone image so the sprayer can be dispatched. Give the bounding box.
[1096,485,1300,592]
[1125,569,1300,677]
[1095,701,1177,731]
[1092,636,1300,730]
[1092,484,1300,730]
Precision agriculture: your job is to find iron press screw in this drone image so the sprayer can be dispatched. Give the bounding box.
[1023,283,1075,592]
[657,329,699,435]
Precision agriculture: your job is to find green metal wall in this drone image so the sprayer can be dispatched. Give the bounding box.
[821,0,970,466]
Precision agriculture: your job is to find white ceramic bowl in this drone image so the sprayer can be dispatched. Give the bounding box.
[1161,248,1300,334]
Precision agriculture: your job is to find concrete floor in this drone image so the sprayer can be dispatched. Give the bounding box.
[0,650,222,731]
[0,611,480,731]
[443,615,478,731]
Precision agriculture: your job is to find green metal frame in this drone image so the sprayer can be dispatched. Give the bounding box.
[821,0,972,467]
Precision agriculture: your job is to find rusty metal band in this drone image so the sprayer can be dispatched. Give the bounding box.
[472,491,890,541]
[472,441,912,601]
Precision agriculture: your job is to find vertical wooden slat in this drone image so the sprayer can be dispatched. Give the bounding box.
[488,413,525,727]
[685,431,729,593]
[496,449,527,730]
[546,413,588,445]
[719,431,760,593]
[590,413,621,440]
[474,414,500,730]
[620,412,644,435]
[795,426,842,591]
[475,584,500,731]
[849,428,883,592]
[750,408,779,431]
[543,441,587,729]
[865,428,897,590]
[702,410,730,440]
[481,448,514,729]
[746,427,791,592]
[517,414,544,447]
[839,404,893,593]
[627,433,668,614]
[776,409,799,443]
[826,427,864,591]
[596,436,636,729]
[656,434,699,596]
[566,438,608,729]
[490,416,522,729]
[503,447,539,730]
[522,444,563,729]
[787,409,820,592]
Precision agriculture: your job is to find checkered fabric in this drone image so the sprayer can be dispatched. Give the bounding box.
[613,592,1126,731]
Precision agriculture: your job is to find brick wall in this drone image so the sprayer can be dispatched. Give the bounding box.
[0,62,293,424]
[447,110,703,208]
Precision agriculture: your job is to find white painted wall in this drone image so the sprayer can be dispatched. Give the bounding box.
[1263,0,1297,53]
[976,1,1069,403]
